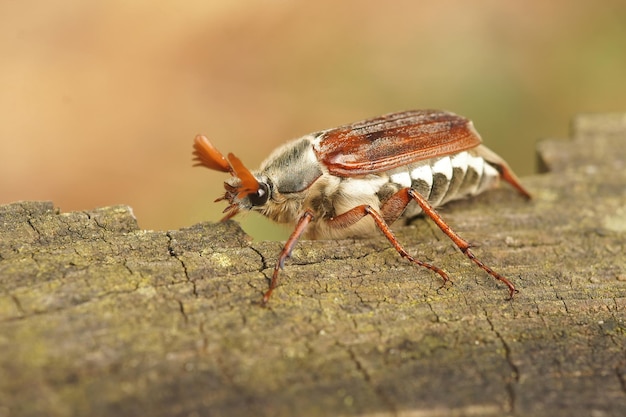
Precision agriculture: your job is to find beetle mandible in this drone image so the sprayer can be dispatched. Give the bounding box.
[192,110,531,303]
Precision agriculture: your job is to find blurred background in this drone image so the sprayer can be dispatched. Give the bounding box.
[1,1,625,240]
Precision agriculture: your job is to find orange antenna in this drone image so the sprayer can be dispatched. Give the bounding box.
[227,153,260,198]
[193,135,232,173]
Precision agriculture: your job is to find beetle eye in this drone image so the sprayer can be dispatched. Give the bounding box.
[248,183,269,206]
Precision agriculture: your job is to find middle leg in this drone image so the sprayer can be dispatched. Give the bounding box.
[328,204,451,286]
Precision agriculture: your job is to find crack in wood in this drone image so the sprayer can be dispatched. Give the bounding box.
[483,311,519,414]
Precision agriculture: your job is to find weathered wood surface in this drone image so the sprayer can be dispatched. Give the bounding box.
[1,114,625,417]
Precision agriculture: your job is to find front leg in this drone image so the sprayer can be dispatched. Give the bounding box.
[263,209,315,304]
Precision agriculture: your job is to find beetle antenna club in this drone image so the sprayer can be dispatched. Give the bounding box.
[193,110,531,303]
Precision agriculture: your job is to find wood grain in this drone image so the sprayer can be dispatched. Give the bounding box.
[1,114,625,417]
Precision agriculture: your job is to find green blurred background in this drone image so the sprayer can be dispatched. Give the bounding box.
[1,1,625,240]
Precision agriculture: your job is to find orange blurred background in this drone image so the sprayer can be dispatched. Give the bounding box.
[1,1,625,240]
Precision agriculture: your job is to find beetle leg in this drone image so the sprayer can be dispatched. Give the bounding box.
[474,144,532,199]
[406,188,517,298]
[328,205,451,286]
[263,209,315,304]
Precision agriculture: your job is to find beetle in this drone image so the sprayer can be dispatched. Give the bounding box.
[193,110,531,303]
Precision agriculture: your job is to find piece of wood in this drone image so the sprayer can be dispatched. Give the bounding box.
[1,114,625,417]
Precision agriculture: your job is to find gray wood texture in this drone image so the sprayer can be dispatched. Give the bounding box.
[1,114,625,417]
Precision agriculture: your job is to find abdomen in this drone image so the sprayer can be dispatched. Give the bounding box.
[381,149,501,219]
[306,148,501,239]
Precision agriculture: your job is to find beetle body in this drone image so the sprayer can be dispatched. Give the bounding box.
[193,110,530,302]
[251,137,505,240]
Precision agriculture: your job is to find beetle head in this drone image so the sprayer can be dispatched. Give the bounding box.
[193,135,270,221]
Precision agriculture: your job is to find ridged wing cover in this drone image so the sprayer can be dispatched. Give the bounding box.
[313,110,482,177]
